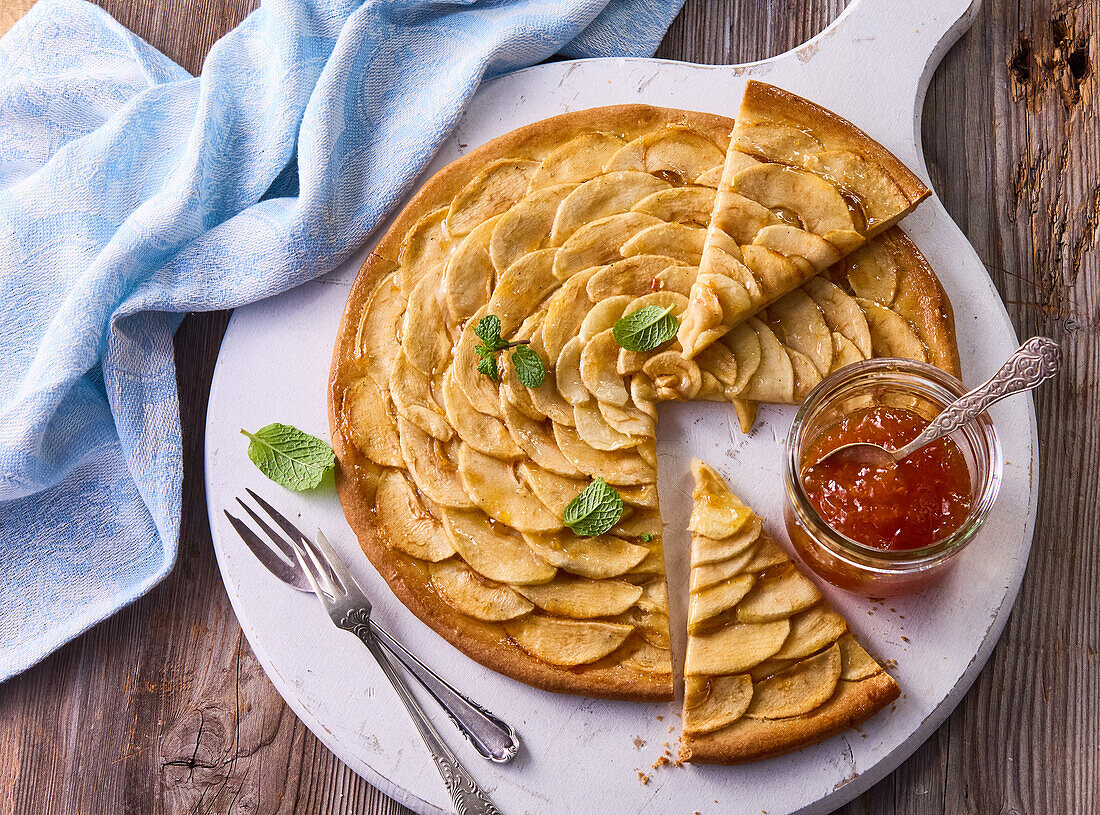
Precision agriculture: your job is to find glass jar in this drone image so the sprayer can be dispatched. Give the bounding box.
[784,358,1002,597]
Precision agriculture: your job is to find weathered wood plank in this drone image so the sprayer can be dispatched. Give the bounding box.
[0,1,1095,814]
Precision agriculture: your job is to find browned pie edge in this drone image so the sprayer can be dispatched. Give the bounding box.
[328,105,739,702]
[737,80,930,234]
[679,670,900,764]
[831,225,962,379]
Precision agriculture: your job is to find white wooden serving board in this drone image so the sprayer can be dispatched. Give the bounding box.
[204,1,1039,812]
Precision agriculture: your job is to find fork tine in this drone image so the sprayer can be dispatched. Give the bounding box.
[246,488,309,544]
[306,529,359,596]
[292,533,341,601]
[289,541,331,602]
[236,498,297,565]
[246,488,343,589]
[223,510,305,589]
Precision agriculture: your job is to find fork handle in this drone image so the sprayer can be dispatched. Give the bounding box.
[344,613,503,815]
[367,619,520,763]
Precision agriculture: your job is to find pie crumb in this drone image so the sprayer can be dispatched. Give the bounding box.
[637,770,651,785]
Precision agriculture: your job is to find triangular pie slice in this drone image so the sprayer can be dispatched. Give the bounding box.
[680,461,899,763]
[678,81,930,358]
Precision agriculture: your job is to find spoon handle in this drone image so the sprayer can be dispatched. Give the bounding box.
[895,337,1060,460]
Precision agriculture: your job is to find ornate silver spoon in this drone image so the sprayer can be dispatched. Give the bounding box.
[807,336,1060,471]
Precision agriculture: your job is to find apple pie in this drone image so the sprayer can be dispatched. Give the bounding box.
[681,461,899,763]
[328,85,954,704]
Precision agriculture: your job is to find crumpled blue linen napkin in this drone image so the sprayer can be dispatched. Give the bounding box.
[0,0,686,681]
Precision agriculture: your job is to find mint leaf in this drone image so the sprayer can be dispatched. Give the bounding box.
[241,424,334,491]
[612,305,678,353]
[512,345,546,388]
[474,314,503,349]
[477,354,500,381]
[640,533,654,542]
[563,478,624,537]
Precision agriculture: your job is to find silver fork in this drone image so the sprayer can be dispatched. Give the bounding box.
[224,492,514,813]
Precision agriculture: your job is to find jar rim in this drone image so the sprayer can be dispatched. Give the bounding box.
[784,358,1003,570]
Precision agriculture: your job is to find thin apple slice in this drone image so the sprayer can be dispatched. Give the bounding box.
[838,633,884,681]
[581,330,632,406]
[586,254,681,300]
[355,270,404,386]
[550,171,669,244]
[580,295,633,342]
[605,127,726,182]
[514,575,643,618]
[859,298,928,362]
[445,157,537,237]
[441,369,522,461]
[686,619,790,676]
[429,559,534,622]
[517,462,590,517]
[376,469,456,562]
[690,547,758,593]
[689,574,755,633]
[440,215,499,324]
[401,268,451,375]
[732,163,856,234]
[523,531,649,579]
[554,336,591,406]
[489,186,576,273]
[771,604,847,660]
[573,402,642,451]
[683,674,753,735]
[552,212,663,280]
[540,266,598,360]
[340,375,402,467]
[389,351,452,442]
[622,642,672,676]
[620,222,706,265]
[738,318,794,402]
[554,425,656,486]
[690,519,763,566]
[505,616,633,666]
[742,536,791,573]
[736,566,823,623]
[744,642,842,719]
[500,398,583,478]
[441,508,556,585]
[398,418,475,509]
[398,207,450,293]
[768,288,833,377]
[688,461,755,541]
[485,248,561,335]
[632,186,716,226]
[802,275,872,358]
[528,132,626,190]
[456,445,561,532]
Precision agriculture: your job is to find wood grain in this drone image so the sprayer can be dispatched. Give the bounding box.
[0,1,1095,813]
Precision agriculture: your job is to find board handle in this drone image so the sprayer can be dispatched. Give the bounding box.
[764,0,982,175]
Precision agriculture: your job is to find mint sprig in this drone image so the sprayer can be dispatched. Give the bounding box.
[563,478,624,538]
[472,313,545,388]
[241,423,335,491]
[612,305,679,353]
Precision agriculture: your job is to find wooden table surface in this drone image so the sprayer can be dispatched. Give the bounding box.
[1,1,1096,813]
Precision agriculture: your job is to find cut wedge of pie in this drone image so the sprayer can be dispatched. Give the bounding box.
[329,86,955,702]
[679,81,930,359]
[680,461,899,763]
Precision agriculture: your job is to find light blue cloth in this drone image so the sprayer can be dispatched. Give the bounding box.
[0,0,685,681]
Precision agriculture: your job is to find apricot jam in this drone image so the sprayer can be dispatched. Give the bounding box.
[800,406,973,551]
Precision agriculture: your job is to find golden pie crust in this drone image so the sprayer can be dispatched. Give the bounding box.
[329,87,957,702]
[680,461,899,763]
